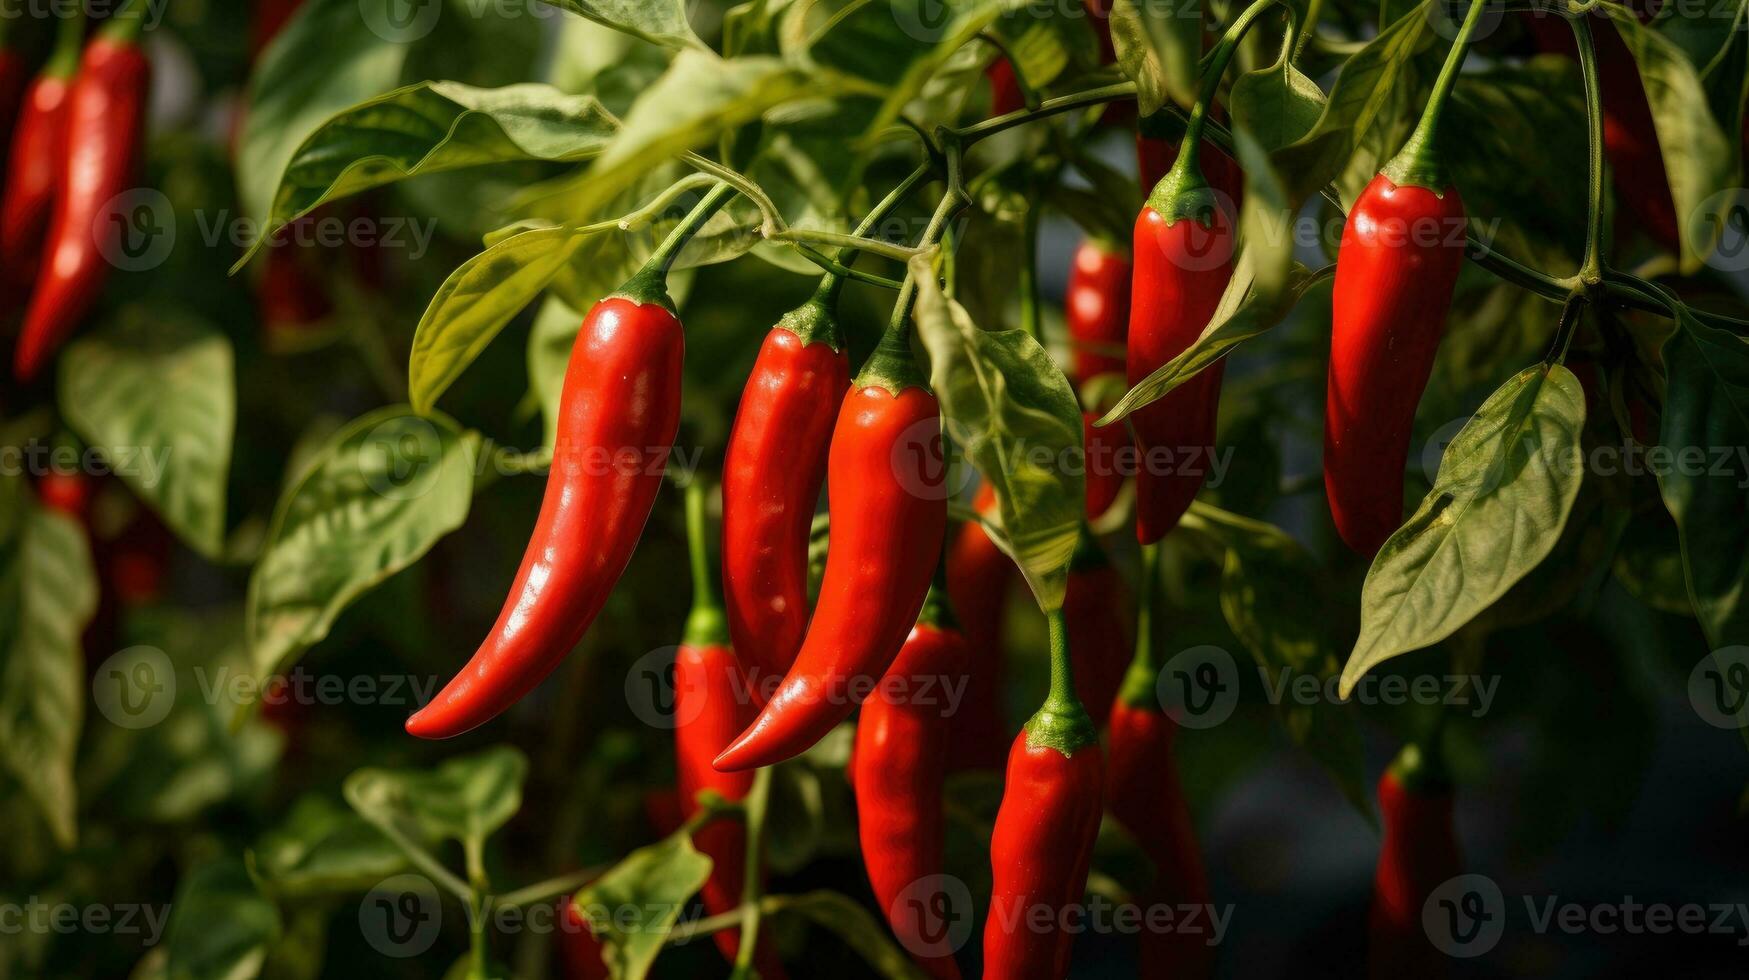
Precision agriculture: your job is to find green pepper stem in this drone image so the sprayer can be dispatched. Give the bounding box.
[1571,13,1607,283]
[1171,0,1283,186]
[46,8,85,76]
[649,181,738,276]
[682,479,730,647]
[1025,608,1098,755]
[818,163,932,308]
[1117,542,1163,707]
[1381,0,1490,190]
[100,0,147,43]
[1018,201,1042,341]
[731,766,773,975]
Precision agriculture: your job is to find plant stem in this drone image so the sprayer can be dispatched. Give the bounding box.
[1571,13,1607,285]
[731,767,773,976]
[1024,608,1098,754]
[683,478,729,647]
[1018,199,1042,340]
[1117,543,1162,707]
[956,82,1139,143]
[47,7,83,75]
[1176,0,1283,180]
[886,142,969,332]
[1382,0,1490,189]
[649,182,737,275]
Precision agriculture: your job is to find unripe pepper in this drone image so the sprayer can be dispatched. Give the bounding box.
[674,482,786,977]
[945,484,1015,772]
[14,10,151,381]
[1064,531,1129,728]
[1368,743,1460,980]
[1325,137,1466,558]
[985,610,1104,980]
[408,187,736,739]
[721,283,851,687]
[1105,544,1211,979]
[852,583,967,980]
[713,324,948,772]
[1,15,81,306]
[1066,239,1130,384]
[1127,161,1236,544]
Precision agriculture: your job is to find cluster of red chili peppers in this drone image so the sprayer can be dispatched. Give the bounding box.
[2,1,151,382]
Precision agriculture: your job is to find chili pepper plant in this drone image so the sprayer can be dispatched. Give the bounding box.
[1,0,1748,977]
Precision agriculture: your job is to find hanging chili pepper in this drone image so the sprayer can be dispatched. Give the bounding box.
[713,321,948,772]
[1067,238,1130,385]
[946,484,1015,772]
[250,0,307,59]
[559,895,611,980]
[1106,544,1212,979]
[1325,2,1478,557]
[721,283,851,687]
[1082,410,1124,521]
[407,185,736,739]
[13,6,150,381]
[987,58,1024,117]
[852,581,967,980]
[1064,530,1129,729]
[1369,743,1460,980]
[985,609,1104,980]
[673,480,786,978]
[1,15,81,308]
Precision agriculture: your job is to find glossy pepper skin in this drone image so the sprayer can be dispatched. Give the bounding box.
[1,65,74,303]
[945,484,1015,772]
[852,588,967,980]
[1082,411,1124,521]
[1127,200,1235,544]
[1064,535,1130,729]
[713,337,948,772]
[721,296,851,686]
[1325,174,1466,557]
[1369,745,1460,980]
[15,31,151,381]
[1066,239,1131,383]
[985,730,1104,978]
[407,288,684,739]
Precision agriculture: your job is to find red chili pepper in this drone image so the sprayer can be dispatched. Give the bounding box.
[721,286,851,688]
[1082,411,1124,521]
[35,469,93,521]
[14,14,150,381]
[987,59,1024,117]
[1082,0,1117,62]
[674,481,786,977]
[985,611,1103,980]
[1067,239,1130,385]
[1369,744,1460,980]
[1,16,82,308]
[1325,172,1465,557]
[852,584,966,980]
[1105,545,1212,978]
[713,327,948,772]
[250,0,307,59]
[1127,168,1236,544]
[946,484,1014,772]
[559,895,611,980]
[407,186,736,738]
[1064,532,1129,729]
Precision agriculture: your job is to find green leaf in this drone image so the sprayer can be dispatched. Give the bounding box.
[1341,364,1588,695]
[59,311,234,559]
[910,253,1083,612]
[1607,9,1738,274]
[768,891,929,980]
[1228,47,1322,298]
[1110,0,1201,116]
[249,795,410,900]
[162,858,280,980]
[238,0,413,222]
[854,0,1012,142]
[570,825,713,980]
[1230,55,1325,152]
[238,82,619,270]
[0,486,97,849]
[345,746,528,853]
[1656,312,1749,649]
[409,225,593,415]
[1272,0,1442,204]
[245,408,479,704]
[1099,260,1327,425]
[536,0,705,50]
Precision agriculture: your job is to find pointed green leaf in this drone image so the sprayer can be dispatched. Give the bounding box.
[570,826,713,980]
[345,746,528,851]
[536,0,704,50]
[1110,0,1201,116]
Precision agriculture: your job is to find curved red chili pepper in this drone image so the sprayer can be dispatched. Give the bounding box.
[852,586,966,980]
[1325,173,1465,557]
[14,25,150,381]
[407,280,685,739]
[1064,533,1130,729]
[987,59,1023,117]
[1369,744,1460,980]
[713,334,948,772]
[1067,239,1130,384]
[559,895,610,980]
[985,611,1104,980]
[1127,195,1235,544]
[1082,411,1124,521]
[1,28,78,306]
[722,292,850,687]
[946,484,1014,772]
